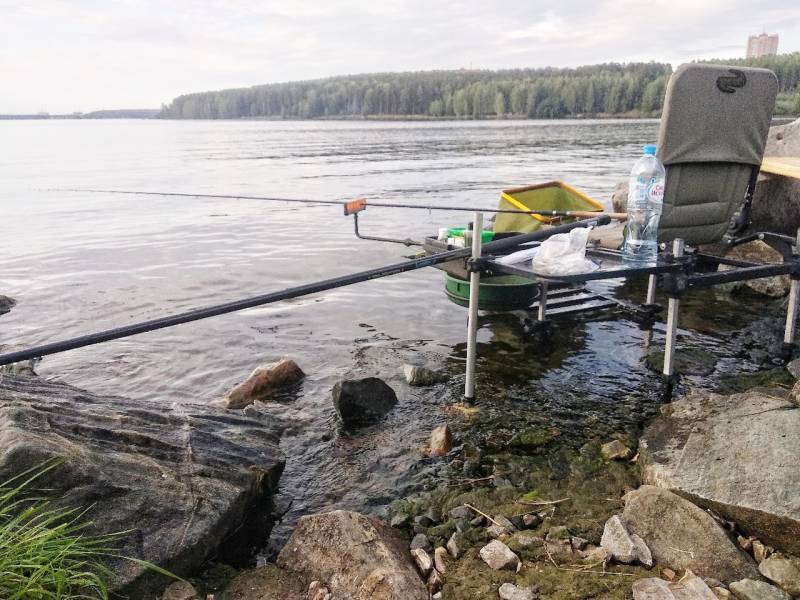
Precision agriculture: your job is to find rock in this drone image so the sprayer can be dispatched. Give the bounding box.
[786,358,800,380]
[433,546,448,573]
[522,513,541,528]
[582,545,611,563]
[429,425,453,457]
[661,567,676,581]
[717,241,790,297]
[390,513,410,528]
[449,505,472,520]
[546,525,573,556]
[0,374,285,597]
[508,427,557,449]
[0,294,15,316]
[414,514,433,528]
[488,515,516,538]
[402,364,447,386]
[790,382,800,406]
[751,118,800,238]
[639,389,800,555]
[601,439,633,460]
[479,540,520,571]
[739,536,754,551]
[612,181,629,213]
[308,581,329,600]
[600,515,651,566]
[498,582,535,600]
[729,579,790,600]
[471,515,486,527]
[427,569,442,594]
[752,540,772,564]
[221,564,306,600]
[758,556,800,595]
[0,360,37,376]
[162,581,199,600]
[332,378,398,428]
[223,358,305,409]
[623,486,758,583]
[276,511,427,600]
[633,573,718,600]
[571,536,588,552]
[432,594,442,600]
[509,515,525,531]
[511,532,543,548]
[411,548,433,577]
[410,533,432,552]
[446,533,462,558]
[713,588,732,600]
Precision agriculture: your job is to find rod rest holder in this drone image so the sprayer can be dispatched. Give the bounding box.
[466,257,492,273]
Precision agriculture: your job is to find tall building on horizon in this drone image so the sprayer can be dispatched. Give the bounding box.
[746,33,779,58]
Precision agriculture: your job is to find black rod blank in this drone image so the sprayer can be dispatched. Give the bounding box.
[0,216,609,367]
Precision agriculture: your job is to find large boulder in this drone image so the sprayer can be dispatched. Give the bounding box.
[622,486,758,583]
[276,510,428,600]
[639,388,800,554]
[332,378,397,428]
[717,241,791,297]
[751,118,800,238]
[0,374,285,596]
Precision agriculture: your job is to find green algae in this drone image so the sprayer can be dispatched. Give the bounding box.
[715,366,796,394]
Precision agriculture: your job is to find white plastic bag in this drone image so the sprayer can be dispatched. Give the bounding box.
[532,227,598,276]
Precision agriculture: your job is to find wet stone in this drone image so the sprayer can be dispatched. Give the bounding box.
[403,364,448,386]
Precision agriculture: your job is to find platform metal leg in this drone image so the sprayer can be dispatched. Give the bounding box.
[538,281,548,321]
[785,278,799,346]
[663,239,685,378]
[646,274,657,305]
[464,212,483,403]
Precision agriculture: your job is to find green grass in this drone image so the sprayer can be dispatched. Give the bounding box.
[0,461,176,600]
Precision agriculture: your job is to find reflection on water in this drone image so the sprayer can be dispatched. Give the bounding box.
[0,118,787,553]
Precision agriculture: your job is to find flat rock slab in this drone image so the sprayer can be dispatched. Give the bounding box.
[639,389,800,554]
[729,579,791,600]
[623,486,758,583]
[0,374,285,596]
[632,574,717,600]
[277,510,427,600]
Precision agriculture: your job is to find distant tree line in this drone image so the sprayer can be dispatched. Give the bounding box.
[161,53,800,120]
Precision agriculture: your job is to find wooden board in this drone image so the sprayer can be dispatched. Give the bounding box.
[761,156,800,180]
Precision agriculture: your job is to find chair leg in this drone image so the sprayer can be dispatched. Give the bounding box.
[784,277,799,347]
[662,239,685,380]
[464,212,483,404]
[646,274,657,305]
[538,281,548,321]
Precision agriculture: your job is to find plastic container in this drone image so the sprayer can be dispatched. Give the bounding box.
[447,228,495,243]
[623,144,665,264]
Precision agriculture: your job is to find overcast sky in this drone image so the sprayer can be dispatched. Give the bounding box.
[2,0,799,113]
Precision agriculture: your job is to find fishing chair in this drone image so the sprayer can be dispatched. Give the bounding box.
[460,63,800,398]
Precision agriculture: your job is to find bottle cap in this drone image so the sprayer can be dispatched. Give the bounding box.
[643,144,657,155]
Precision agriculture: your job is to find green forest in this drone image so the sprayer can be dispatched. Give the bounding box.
[161,53,800,120]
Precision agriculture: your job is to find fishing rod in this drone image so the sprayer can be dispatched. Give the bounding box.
[0,215,610,367]
[55,188,628,220]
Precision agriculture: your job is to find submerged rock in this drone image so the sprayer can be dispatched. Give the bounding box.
[622,486,758,583]
[639,389,800,554]
[729,579,790,600]
[332,377,398,428]
[0,374,285,597]
[429,424,453,457]
[0,294,15,316]
[402,364,448,386]
[276,510,427,600]
[223,358,305,409]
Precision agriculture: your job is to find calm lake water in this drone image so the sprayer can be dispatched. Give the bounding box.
[0,118,785,552]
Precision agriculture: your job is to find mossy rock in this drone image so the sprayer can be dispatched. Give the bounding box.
[427,520,457,547]
[716,366,796,394]
[644,347,717,376]
[508,428,557,450]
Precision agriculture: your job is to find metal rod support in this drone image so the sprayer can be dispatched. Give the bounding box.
[663,239,685,378]
[538,282,549,321]
[646,275,657,305]
[785,279,800,346]
[464,213,483,403]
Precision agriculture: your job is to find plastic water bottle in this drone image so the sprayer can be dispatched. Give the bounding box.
[623,144,665,264]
